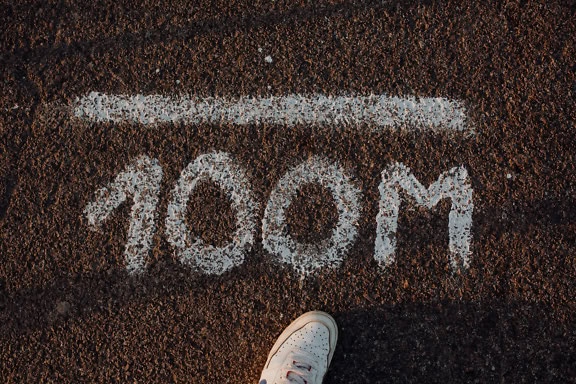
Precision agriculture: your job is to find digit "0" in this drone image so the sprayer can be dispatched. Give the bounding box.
[262,156,361,275]
[165,152,258,275]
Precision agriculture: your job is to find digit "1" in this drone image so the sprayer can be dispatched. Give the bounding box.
[84,156,163,274]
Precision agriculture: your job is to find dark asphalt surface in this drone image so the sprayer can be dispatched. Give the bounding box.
[1,1,575,382]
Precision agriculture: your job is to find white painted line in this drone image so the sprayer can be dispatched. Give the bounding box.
[375,163,473,271]
[165,152,258,275]
[262,156,361,275]
[84,155,163,274]
[73,92,471,133]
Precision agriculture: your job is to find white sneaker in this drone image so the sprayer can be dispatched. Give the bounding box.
[259,311,338,384]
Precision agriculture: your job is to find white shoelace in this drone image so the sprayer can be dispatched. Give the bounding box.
[278,355,318,384]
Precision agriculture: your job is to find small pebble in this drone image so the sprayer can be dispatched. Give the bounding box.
[56,301,70,315]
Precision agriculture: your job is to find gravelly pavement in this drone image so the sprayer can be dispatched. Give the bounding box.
[1,1,575,382]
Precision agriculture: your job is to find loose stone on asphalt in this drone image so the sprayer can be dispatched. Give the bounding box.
[1,1,575,383]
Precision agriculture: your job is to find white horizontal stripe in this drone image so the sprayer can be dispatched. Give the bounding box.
[74,92,471,133]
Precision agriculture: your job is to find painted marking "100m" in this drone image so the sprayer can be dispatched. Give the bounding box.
[84,152,473,276]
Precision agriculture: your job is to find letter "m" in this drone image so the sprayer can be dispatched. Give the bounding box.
[375,163,473,271]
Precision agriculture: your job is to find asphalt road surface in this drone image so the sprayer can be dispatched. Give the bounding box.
[1,0,575,382]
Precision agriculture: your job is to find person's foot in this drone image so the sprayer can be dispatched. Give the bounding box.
[259,311,338,384]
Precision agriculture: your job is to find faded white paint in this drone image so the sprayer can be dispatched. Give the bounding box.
[84,155,475,275]
[375,163,473,271]
[73,92,471,133]
[78,89,476,275]
[262,156,361,275]
[165,152,257,275]
[84,155,163,274]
